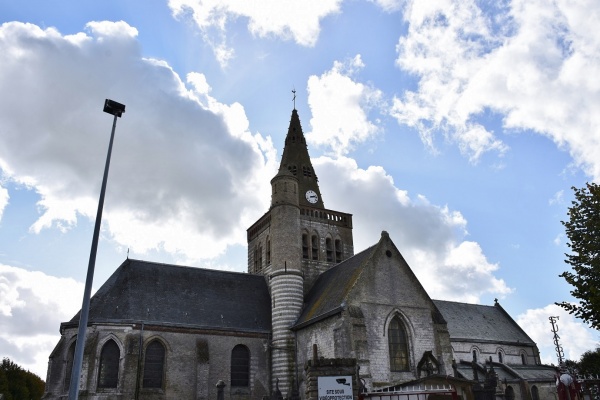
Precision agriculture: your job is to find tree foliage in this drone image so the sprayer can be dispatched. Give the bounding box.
[0,358,45,400]
[557,182,600,329]
[564,348,600,378]
[578,348,600,377]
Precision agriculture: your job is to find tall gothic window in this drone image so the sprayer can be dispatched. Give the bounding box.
[311,234,319,260]
[498,351,503,363]
[143,340,165,388]
[335,239,342,262]
[388,316,409,371]
[64,341,76,392]
[521,353,526,365]
[531,385,539,400]
[97,340,119,388]
[326,238,333,262]
[231,345,250,387]
[505,386,515,400]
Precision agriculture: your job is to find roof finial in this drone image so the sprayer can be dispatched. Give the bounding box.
[292,88,296,110]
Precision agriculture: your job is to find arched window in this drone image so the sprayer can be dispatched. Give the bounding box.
[266,236,271,265]
[97,340,119,388]
[505,386,515,400]
[531,385,539,400]
[253,246,259,272]
[231,345,250,387]
[326,237,333,262]
[388,316,409,371]
[472,349,478,362]
[64,341,76,392]
[302,233,309,259]
[258,243,263,272]
[311,234,319,260]
[143,340,165,388]
[498,351,503,363]
[335,239,342,262]
[521,353,526,365]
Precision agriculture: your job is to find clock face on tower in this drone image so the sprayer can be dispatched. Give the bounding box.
[305,190,318,204]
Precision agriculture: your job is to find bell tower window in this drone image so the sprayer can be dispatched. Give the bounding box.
[335,239,342,262]
[254,244,263,273]
[266,236,271,265]
[311,234,319,260]
[302,233,309,259]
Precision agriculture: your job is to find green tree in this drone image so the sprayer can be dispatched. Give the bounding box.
[578,348,600,377]
[556,182,600,329]
[0,358,45,400]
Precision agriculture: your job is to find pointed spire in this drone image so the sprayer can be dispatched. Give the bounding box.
[277,109,324,208]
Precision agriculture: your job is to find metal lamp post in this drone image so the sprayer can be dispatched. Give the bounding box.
[68,99,125,400]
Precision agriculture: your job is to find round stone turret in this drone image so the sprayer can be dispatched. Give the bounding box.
[270,168,299,208]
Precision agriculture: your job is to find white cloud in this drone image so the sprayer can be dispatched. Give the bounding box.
[315,156,512,302]
[0,183,8,221]
[0,21,276,265]
[0,264,84,378]
[168,0,342,67]
[392,0,600,176]
[549,190,565,206]
[517,304,599,365]
[369,0,404,13]
[307,55,384,156]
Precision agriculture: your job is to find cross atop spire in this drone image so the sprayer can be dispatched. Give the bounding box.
[292,88,296,110]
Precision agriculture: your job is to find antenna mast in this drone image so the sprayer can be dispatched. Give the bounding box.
[549,316,565,366]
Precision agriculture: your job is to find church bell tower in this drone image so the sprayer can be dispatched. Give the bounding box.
[246,107,354,396]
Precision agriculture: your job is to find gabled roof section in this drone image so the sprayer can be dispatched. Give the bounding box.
[292,244,377,329]
[278,109,324,208]
[65,259,271,333]
[433,299,535,345]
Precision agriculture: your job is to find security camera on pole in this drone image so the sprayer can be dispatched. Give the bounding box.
[68,99,125,400]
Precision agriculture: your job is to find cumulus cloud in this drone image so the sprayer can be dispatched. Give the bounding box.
[517,304,599,364]
[0,264,84,378]
[392,0,600,176]
[168,0,342,67]
[315,156,512,302]
[0,21,276,265]
[307,55,384,156]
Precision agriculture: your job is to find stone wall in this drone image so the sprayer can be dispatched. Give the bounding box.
[43,324,270,400]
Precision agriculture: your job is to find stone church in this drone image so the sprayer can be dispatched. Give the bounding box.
[43,109,557,400]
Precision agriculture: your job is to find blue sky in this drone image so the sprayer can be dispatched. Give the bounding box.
[1,0,599,378]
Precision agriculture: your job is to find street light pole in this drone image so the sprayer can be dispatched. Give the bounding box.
[68,99,125,400]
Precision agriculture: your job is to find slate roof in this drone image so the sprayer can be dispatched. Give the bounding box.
[64,259,271,333]
[455,362,555,383]
[509,365,557,381]
[433,300,535,345]
[292,244,376,329]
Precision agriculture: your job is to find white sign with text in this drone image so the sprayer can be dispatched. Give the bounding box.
[317,376,353,400]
